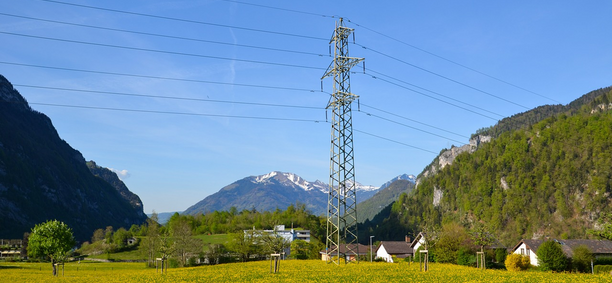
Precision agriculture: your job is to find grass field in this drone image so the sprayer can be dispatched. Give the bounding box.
[1,260,610,282]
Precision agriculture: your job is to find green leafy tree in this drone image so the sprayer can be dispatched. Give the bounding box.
[170,218,203,267]
[227,231,259,262]
[434,223,472,264]
[537,240,568,272]
[142,213,161,267]
[290,239,310,259]
[572,245,594,273]
[27,220,76,276]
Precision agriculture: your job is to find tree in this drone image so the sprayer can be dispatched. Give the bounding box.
[227,231,259,262]
[588,213,612,241]
[142,213,161,267]
[290,240,310,259]
[537,240,568,272]
[572,245,594,273]
[27,220,76,276]
[91,228,105,243]
[434,223,472,264]
[171,218,203,267]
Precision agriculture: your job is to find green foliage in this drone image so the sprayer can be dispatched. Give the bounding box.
[588,213,612,241]
[495,248,507,263]
[572,245,594,273]
[27,220,76,275]
[537,240,568,272]
[168,203,325,242]
[456,247,476,266]
[290,240,310,260]
[434,223,473,264]
[594,265,612,274]
[504,253,530,271]
[381,100,612,246]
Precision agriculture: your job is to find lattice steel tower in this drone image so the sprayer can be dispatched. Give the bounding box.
[321,18,364,265]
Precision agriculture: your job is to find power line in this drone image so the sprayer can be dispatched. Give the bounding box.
[366,69,504,118]
[3,99,439,154]
[356,43,530,110]
[353,129,438,154]
[0,31,325,71]
[13,84,324,110]
[360,103,469,139]
[39,0,328,41]
[0,12,328,57]
[203,0,557,103]
[362,71,499,121]
[220,0,337,18]
[357,110,465,145]
[0,61,320,92]
[345,19,560,104]
[26,101,325,123]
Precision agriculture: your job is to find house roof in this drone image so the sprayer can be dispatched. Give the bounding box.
[376,241,413,255]
[320,244,369,255]
[513,239,612,257]
[513,239,545,254]
[410,232,427,249]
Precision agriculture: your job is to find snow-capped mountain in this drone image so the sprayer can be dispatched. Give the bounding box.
[183,171,382,216]
[378,174,416,191]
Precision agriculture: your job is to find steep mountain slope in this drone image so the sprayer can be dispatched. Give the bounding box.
[375,87,612,246]
[0,75,147,241]
[183,171,381,216]
[357,175,415,223]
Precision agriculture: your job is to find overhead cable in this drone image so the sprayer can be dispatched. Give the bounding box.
[0,12,327,57]
[0,61,319,92]
[0,31,325,71]
[346,19,559,104]
[39,0,327,41]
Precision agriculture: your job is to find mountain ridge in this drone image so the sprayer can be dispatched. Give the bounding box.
[0,75,147,241]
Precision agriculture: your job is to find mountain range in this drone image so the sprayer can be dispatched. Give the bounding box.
[0,75,146,241]
[361,86,612,246]
[183,171,410,216]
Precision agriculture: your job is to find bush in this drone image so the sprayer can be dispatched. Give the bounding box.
[457,248,476,266]
[495,248,508,263]
[505,253,530,271]
[572,245,594,273]
[595,256,612,265]
[537,240,568,272]
[594,265,612,275]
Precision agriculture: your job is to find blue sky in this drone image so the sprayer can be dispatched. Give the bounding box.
[1,0,611,213]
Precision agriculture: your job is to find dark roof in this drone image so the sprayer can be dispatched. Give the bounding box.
[320,244,369,255]
[376,241,413,255]
[513,239,545,254]
[513,239,612,257]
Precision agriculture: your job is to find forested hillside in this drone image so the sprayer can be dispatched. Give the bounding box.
[386,88,612,246]
[0,75,147,241]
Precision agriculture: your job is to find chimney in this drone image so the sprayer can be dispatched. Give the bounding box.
[405,236,411,243]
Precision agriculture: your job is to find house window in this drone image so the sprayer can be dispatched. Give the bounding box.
[526,249,530,256]
[520,248,525,255]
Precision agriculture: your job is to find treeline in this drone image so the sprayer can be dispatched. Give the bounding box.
[164,203,326,240]
[79,203,326,266]
[384,89,612,247]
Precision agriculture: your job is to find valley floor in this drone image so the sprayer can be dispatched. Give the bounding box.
[0,260,609,282]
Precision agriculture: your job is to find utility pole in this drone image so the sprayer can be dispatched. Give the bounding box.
[322,17,364,265]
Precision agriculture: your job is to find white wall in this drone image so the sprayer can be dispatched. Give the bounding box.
[376,245,393,263]
[513,242,538,266]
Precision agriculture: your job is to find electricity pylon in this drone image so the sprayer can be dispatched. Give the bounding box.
[321,18,364,265]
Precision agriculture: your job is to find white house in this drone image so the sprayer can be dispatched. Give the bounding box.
[410,232,428,252]
[512,239,612,266]
[375,238,413,263]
